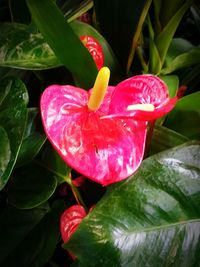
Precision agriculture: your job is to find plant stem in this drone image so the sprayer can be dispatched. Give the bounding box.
[136,46,148,73]
[126,0,152,74]
[64,174,88,212]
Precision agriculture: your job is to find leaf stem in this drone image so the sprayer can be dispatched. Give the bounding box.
[64,174,88,212]
[126,0,152,74]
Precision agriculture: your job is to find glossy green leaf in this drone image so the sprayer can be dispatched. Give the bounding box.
[0,126,11,178]
[162,47,200,74]
[27,0,97,88]
[165,92,200,139]
[149,125,189,156]
[1,201,64,267]
[66,141,200,267]
[0,77,28,190]
[159,0,185,27]
[0,203,49,263]
[6,163,57,209]
[16,133,46,167]
[94,0,148,69]
[160,74,179,97]
[0,23,62,70]
[16,108,46,167]
[155,0,193,65]
[165,38,194,66]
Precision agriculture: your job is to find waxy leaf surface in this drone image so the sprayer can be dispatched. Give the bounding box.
[0,77,28,189]
[65,141,200,267]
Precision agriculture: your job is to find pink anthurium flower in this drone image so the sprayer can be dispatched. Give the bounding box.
[40,68,176,186]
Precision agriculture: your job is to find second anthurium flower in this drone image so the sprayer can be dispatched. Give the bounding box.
[40,67,177,186]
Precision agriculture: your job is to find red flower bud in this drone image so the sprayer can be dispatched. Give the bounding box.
[60,205,86,244]
[80,35,104,70]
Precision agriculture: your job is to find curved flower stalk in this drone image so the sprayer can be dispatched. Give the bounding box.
[40,68,176,186]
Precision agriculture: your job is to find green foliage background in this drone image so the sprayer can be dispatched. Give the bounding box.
[0,0,199,266]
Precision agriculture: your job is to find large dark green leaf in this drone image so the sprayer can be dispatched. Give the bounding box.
[27,0,97,88]
[0,77,28,189]
[16,108,46,167]
[6,163,57,209]
[1,201,64,267]
[93,0,148,69]
[16,132,46,167]
[165,92,200,139]
[0,23,62,70]
[164,38,194,66]
[162,47,200,74]
[0,203,49,263]
[65,141,200,267]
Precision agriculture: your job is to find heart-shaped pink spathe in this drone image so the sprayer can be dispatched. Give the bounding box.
[40,83,147,186]
[40,73,176,186]
[107,75,177,121]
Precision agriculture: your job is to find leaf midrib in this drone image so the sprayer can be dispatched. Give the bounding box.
[94,211,200,235]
